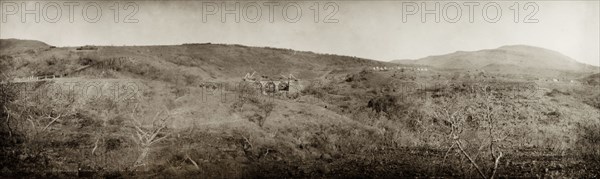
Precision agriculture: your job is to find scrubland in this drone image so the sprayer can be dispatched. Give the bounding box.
[1,42,599,177]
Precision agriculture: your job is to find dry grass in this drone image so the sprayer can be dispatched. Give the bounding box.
[1,40,599,177]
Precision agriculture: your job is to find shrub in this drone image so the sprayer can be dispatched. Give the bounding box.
[584,94,600,109]
[36,56,70,76]
[0,83,19,147]
[171,85,188,98]
[76,45,98,50]
[108,115,126,126]
[0,84,17,114]
[367,94,398,114]
[301,81,329,98]
[236,95,275,127]
[106,137,123,151]
[577,123,600,164]
[0,55,16,73]
[545,89,570,97]
[248,114,265,127]
[78,57,94,66]
[183,74,201,86]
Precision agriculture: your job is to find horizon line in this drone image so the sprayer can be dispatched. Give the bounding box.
[2,38,599,67]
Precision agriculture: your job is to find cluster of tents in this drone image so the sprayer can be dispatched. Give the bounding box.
[371,66,429,71]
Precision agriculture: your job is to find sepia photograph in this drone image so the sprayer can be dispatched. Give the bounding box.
[0,0,599,178]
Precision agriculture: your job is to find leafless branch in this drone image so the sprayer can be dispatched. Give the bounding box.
[41,114,62,131]
[26,116,36,131]
[456,140,486,179]
[185,154,200,170]
[92,137,100,155]
[442,142,456,165]
[435,86,508,179]
[4,106,12,137]
[242,135,253,149]
[490,151,503,179]
[130,106,172,169]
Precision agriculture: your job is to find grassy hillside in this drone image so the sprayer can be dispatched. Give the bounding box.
[0,39,51,55]
[0,39,389,83]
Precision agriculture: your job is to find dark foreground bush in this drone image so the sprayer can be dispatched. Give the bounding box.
[577,123,600,162]
[367,94,398,114]
[584,94,600,110]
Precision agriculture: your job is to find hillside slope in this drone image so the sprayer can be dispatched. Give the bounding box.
[392,45,598,77]
[581,73,600,85]
[0,39,389,82]
[0,39,50,55]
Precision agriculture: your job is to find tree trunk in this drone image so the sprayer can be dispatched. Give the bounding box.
[133,146,150,168]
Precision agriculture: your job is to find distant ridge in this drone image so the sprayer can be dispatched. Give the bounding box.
[391,45,598,77]
[0,39,50,54]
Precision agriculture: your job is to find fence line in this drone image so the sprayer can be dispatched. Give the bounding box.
[6,65,92,84]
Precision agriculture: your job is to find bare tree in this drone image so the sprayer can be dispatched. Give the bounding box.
[6,86,76,139]
[470,87,506,179]
[129,104,171,169]
[434,86,506,179]
[434,101,488,178]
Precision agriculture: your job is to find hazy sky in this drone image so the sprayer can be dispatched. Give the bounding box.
[1,1,598,66]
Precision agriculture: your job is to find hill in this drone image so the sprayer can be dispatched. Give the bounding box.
[0,39,51,55]
[581,73,600,85]
[0,39,389,82]
[391,45,598,77]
